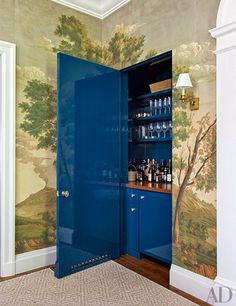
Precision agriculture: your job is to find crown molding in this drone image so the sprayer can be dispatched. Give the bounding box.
[210,21,236,38]
[51,0,130,19]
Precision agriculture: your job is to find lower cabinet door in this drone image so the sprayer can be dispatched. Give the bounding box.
[139,191,172,264]
[127,201,139,257]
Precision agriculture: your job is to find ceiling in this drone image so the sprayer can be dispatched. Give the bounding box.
[52,0,130,19]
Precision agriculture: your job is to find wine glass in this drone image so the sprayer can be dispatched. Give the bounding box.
[148,123,154,138]
[138,126,142,139]
[158,99,162,115]
[149,99,153,116]
[168,121,172,138]
[163,97,167,114]
[154,99,158,115]
[162,121,167,138]
[167,97,172,114]
[155,122,161,139]
[128,127,132,142]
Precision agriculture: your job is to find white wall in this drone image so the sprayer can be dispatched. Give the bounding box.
[0,54,2,273]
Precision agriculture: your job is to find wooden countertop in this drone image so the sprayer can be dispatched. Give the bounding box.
[126,181,172,194]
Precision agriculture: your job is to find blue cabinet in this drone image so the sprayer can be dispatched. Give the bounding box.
[56,51,172,278]
[125,188,172,264]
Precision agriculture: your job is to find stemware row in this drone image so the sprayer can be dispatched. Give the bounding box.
[134,96,172,119]
[135,121,172,140]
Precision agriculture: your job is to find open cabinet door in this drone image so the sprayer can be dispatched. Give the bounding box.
[55,53,127,278]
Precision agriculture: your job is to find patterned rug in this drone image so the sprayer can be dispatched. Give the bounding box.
[0,261,198,305]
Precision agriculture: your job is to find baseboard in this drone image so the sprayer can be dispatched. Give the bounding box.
[170,264,214,305]
[15,246,56,274]
[0,261,16,277]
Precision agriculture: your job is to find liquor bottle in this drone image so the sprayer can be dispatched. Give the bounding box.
[152,159,156,171]
[144,159,150,180]
[167,159,172,183]
[152,159,157,181]
[160,160,165,182]
[141,165,145,181]
[137,165,145,182]
[156,162,162,182]
[163,164,167,182]
[148,165,154,182]
[155,161,160,182]
[136,165,141,181]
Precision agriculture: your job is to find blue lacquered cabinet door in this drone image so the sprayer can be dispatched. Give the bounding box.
[125,189,139,258]
[55,53,126,278]
[139,191,172,264]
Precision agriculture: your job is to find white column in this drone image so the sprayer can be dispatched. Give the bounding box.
[0,40,16,277]
[210,1,236,304]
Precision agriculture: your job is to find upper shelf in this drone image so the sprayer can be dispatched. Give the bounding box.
[129,88,172,103]
[130,113,172,124]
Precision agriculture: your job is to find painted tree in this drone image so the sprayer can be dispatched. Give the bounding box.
[106,30,145,68]
[20,15,157,151]
[53,15,150,69]
[52,15,105,64]
[19,79,57,152]
[172,65,216,245]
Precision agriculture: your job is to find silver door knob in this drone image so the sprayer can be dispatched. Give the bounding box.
[61,190,69,198]
[131,208,136,212]
[140,195,145,200]
[131,194,136,198]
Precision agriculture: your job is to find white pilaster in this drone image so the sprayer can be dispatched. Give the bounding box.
[0,40,16,277]
[210,0,236,304]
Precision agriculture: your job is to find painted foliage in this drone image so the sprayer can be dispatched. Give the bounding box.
[0,0,219,280]
[172,45,217,278]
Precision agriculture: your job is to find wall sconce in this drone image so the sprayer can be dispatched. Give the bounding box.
[176,73,199,111]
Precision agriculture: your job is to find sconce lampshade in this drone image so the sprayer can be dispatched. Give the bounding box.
[176,73,193,89]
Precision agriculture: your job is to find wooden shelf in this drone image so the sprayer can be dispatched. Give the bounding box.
[130,137,172,144]
[126,181,172,194]
[129,88,172,102]
[130,113,172,123]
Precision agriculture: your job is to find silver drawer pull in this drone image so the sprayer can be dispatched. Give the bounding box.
[61,190,70,198]
[131,208,136,212]
[140,195,145,200]
[131,194,136,198]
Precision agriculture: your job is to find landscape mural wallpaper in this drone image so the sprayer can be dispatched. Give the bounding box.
[0,0,219,280]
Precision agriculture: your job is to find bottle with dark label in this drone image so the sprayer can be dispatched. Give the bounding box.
[167,159,172,183]
[160,160,165,182]
[137,165,141,181]
[156,162,162,182]
[152,159,157,181]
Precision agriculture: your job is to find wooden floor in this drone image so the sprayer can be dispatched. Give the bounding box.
[0,256,210,306]
[115,255,210,306]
